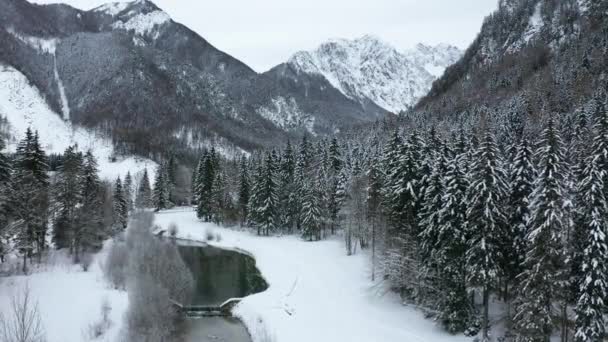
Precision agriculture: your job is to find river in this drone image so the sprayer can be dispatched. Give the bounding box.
[175,239,268,342]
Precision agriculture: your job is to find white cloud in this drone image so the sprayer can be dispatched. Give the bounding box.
[31,0,498,72]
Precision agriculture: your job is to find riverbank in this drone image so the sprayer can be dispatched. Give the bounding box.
[154,209,469,342]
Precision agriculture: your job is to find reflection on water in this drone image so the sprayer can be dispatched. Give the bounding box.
[177,242,267,306]
[176,240,268,342]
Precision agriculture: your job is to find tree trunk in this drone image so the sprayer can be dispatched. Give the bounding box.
[22,252,27,274]
[561,302,568,342]
[371,218,376,282]
[482,286,489,341]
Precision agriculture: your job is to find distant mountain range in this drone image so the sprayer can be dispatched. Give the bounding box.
[289,36,460,113]
[0,0,460,158]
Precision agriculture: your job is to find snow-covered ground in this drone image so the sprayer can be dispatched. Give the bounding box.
[0,242,128,342]
[154,209,470,342]
[0,65,156,182]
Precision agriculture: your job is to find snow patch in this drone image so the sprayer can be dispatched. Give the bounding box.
[53,59,70,121]
[6,28,57,54]
[257,97,316,135]
[92,1,130,16]
[523,2,544,43]
[0,65,156,181]
[112,10,170,38]
[172,127,250,159]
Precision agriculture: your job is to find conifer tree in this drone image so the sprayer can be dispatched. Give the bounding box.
[53,146,84,250]
[154,164,171,212]
[11,128,50,270]
[465,132,508,341]
[76,150,105,256]
[124,171,134,213]
[573,157,607,342]
[0,135,10,187]
[196,151,215,220]
[505,138,535,295]
[366,155,383,281]
[250,152,278,236]
[237,155,250,225]
[210,170,226,224]
[135,168,152,209]
[435,153,473,333]
[113,177,128,232]
[301,170,323,241]
[513,119,568,341]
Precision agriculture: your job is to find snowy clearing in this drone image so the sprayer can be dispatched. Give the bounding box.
[0,242,128,342]
[154,209,469,342]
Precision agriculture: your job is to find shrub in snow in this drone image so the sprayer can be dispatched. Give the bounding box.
[103,241,129,290]
[80,252,93,272]
[205,227,215,241]
[0,286,46,342]
[84,297,112,340]
[124,275,177,342]
[168,222,178,239]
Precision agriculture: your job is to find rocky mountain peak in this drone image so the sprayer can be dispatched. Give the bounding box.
[288,35,461,113]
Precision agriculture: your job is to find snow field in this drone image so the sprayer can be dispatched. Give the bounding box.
[0,242,128,342]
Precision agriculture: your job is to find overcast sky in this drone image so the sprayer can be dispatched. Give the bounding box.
[31,0,499,72]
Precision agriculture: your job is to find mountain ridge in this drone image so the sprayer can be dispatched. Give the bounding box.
[288,35,461,113]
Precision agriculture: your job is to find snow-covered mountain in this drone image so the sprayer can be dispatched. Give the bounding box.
[0,65,156,182]
[288,36,461,113]
[415,0,606,124]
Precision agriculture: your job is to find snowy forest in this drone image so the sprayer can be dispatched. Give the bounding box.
[139,98,608,342]
[0,0,607,341]
[2,100,608,341]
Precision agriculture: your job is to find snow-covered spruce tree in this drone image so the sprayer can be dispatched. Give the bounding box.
[195,151,215,220]
[135,168,152,209]
[513,119,568,342]
[10,128,50,270]
[327,137,343,234]
[250,152,278,236]
[210,170,226,224]
[383,132,425,297]
[504,138,535,298]
[366,154,383,281]
[419,142,449,301]
[75,150,105,256]
[573,156,608,342]
[0,135,10,187]
[52,145,84,250]
[124,171,134,213]
[291,136,312,231]
[237,155,250,225]
[153,163,171,212]
[435,152,475,333]
[112,177,128,232]
[301,169,323,241]
[0,136,12,263]
[465,131,508,342]
[276,143,295,231]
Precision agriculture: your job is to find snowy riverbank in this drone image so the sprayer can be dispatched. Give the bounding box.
[0,241,128,342]
[154,209,469,342]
